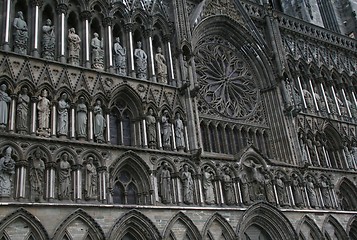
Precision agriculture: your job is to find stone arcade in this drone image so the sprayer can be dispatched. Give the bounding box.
[0,0,357,239]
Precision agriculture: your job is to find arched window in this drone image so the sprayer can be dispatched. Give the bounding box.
[201,122,210,152]
[113,170,139,204]
[243,224,272,240]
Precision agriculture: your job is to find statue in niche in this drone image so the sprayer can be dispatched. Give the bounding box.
[351,143,357,168]
[41,19,55,60]
[146,108,156,149]
[68,28,81,66]
[306,135,318,166]
[57,93,70,137]
[29,148,45,201]
[58,153,71,200]
[93,100,106,143]
[320,175,332,208]
[221,167,235,205]
[113,37,126,76]
[161,110,171,150]
[306,175,318,208]
[325,91,337,114]
[291,173,304,207]
[275,173,289,206]
[315,136,327,167]
[299,133,309,165]
[155,47,167,84]
[16,87,30,134]
[202,167,215,205]
[76,96,87,139]
[240,169,251,205]
[174,113,185,150]
[263,172,275,204]
[158,162,172,204]
[335,92,347,116]
[302,88,313,109]
[183,55,189,82]
[91,33,104,70]
[0,84,11,131]
[37,89,51,136]
[181,164,193,204]
[240,160,265,202]
[0,147,15,196]
[84,156,97,199]
[134,41,147,80]
[13,11,28,55]
[344,141,355,169]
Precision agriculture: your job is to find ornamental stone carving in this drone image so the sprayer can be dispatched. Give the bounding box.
[68,28,81,66]
[37,89,51,137]
[113,37,127,76]
[42,19,55,60]
[13,11,28,55]
[0,84,11,131]
[134,41,147,80]
[158,162,172,204]
[0,147,15,197]
[181,164,194,204]
[58,152,72,200]
[91,33,104,70]
[30,148,45,201]
[16,87,30,134]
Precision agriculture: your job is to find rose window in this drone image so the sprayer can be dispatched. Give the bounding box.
[195,36,259,119]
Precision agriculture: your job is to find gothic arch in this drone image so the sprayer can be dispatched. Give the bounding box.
[202,212,236,240]
[237,202,297,239]
[0,208,49,240]
[52,208,104,240]
[296,215,323,240]
[163,211,201,240]
[80,150,104,167]
[14,79,35,93]
[237,145,269,169]
[25,145,52,162]
[107,209,161,240]
[336,177,357,210]
[347,215,357,240]
[54,148,78,164]
[109,84,143,115]
[322,215,348,240]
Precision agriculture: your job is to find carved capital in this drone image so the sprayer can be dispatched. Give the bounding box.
[46,161,57,169]
[56,3,68,15]
[31,0,43,7]
[80,11,91,21]
[124,23,133,32]
[16,160,28,167]
[144,28,153,38]
[163,34,171,43]
[103,17,113,27]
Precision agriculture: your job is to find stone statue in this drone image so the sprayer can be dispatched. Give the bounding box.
[275,173,289,206]
[263,172,275,204]
[16,87,30,134]
[344,142,355,169]
[68,28,81,66]
[58,153,71,200]
[320,176,332,208]
[134,41,147,80]
[0,84,11,130]
[30,148,45,201]
[91,33,104,70]
[302,88,313,109]
[57,93,70,137]
[183,56,189,82]
[221,167,235,205]
[306,175,318,208]
[181,164,193,204]
[0,147,15,196]
[240,170,251,205]
[203,167,215,205]
[76,97,87,139]
[174,113,185,150]
[113,37,126,75]
[93,100,106,143]
[291,173,304,207]
[146,108,156,149]
[161,110,171,150]
[158,162,172,204]
[13,11,28,54]
[41,19,55,60]
[155,47,167,84]
[84,156,97,199]
[37,89,51,135]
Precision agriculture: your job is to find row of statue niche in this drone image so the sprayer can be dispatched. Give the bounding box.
[156,160,335,208]
[0,85,107,142]
[12,13,168,82]
[146,109,185,151]
[301,87,356,117]
[0,147,99,201]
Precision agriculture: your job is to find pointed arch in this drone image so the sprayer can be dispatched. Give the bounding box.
[108,209,161,240]
[202,212,236,240]
[322,215,348,240]
[237,202,297,239]
[296,215,323,240]
[336,177,357,210]
[52,208,104,240]
[347,215,357,240]
[0,208,49,240]
[163,211,201,240]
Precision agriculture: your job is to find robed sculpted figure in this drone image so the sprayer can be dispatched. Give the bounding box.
[91,33,104,69]
[0,147,15,196]
[84,156,97,199]
[174,113,185,150]
[37,89,51,135]
[161,110,171,150]
[58,153,71,199]
[113,37,126,75]
[16,87,30,134]
[181,164,194,204]
[222,168,235,205]
[159,163,172,204]
[0,84,11,130]
[155,47,167,83]
[30,148,45,201]
[94,100,106,143]
[134,41,147,80]
[57,93,70,136]
[203,168,215,204]
[306,176,318,208]
[13,11,28,54]
[76,97,87,138]
[146,108,156,149]
[42,19,55,60]
[68,28,81,66]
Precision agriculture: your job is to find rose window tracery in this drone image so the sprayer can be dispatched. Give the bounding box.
[195,35,259,119]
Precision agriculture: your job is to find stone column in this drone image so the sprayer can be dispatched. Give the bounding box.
[157,120,162,149]
[80,10,91,68]
[73,164,82,201]
[31,0,42,57]
[106,111,110,143]
[88,107,93,142]
[45,162,56,200]
[15,160,27,199]
[164,35,175,85]
[142,117,148,148]
[331,85,341,115]
[56,3,68,63]
[70,104,75,140]
[145,28,156,82]
[30,97,37,135]
[320,82,330,113]
[171,123,176,151]
[8,94,16,133]
[2,0,12,51]
[51,101,57,138]
[125,23,135,78]
[103,17,113,72]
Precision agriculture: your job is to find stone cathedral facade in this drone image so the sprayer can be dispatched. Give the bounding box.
[1,0,357,239]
